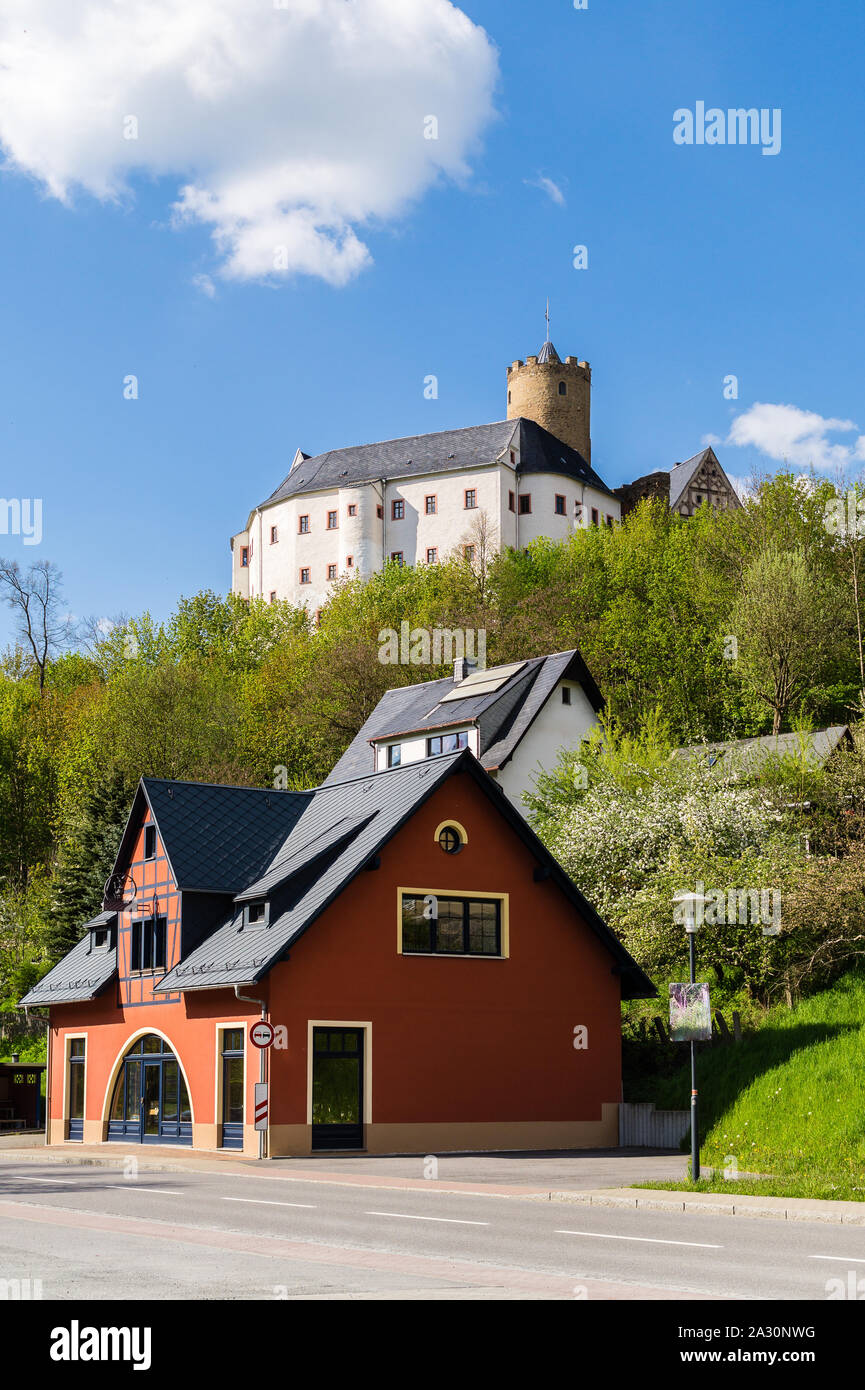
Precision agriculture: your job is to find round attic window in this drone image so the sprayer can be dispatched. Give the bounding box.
[436,821,467,854]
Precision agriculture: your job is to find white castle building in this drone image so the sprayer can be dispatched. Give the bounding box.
[230,335,621,613]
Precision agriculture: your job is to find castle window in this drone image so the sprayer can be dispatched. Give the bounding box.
[519,494,532,515]
[425,495,437,515]
[555,494,566,515]
[299,515,310,534]
[392,499,404,520]
[270,525,278,544]
[464,544,476,563]
[391,551,404,566]
[241,547,249,567]
[300,568,311,585]
[376,505,383,519]
[269,590,277,603]
[590,507,599,526]
[508,390,512,405]
[510,451,515,464]
[558,381,567,396]
[327,510,338,529]
[606,515,614,528]
[347,504,357,517]
[509,491,515,512]
[426,548,438,564]
[327,564,337,580]
[464,489,477,509]
[346,555,354,567]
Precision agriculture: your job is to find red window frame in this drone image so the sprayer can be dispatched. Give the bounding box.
[555,494,566,516]
[298,515,310,534]
[426,547,438,564]
[464,489,477,509]
[519,494,532,515]
[392,499,404,520]
[326,510,338,530]
[299,567,311,585]
[425,495,437,515]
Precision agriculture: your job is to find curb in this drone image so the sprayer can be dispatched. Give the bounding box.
[524,1188,865,1226]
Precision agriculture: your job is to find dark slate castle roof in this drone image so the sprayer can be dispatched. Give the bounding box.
[257,417,616,509]
[324,650,604,786]
[22,750,653,1005]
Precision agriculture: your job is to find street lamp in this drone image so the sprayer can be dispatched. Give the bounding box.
[673,891,707,1182]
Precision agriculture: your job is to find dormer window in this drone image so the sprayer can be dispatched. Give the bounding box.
[93,928,109,948]
[387,744,402,768]
[245,900,269,928]
[427,731,468,757]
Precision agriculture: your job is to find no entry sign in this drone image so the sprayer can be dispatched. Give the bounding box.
[249,1020,275,1049]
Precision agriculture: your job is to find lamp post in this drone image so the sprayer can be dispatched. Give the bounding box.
[673,891,706,1182]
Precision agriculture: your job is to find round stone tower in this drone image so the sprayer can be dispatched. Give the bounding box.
[506,338,592,461]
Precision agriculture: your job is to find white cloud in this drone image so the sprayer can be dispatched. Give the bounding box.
[0,0,498,285]
[726,402,865,472]
[700,432,722,446]
[191,273,216,299]
[525,174,566,206]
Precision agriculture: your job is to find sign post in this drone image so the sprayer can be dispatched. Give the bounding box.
[249,1020,274,1159]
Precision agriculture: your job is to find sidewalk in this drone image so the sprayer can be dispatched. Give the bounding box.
[2,1135,863,1222]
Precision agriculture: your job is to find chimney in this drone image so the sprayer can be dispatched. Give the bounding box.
[453,657,477,683]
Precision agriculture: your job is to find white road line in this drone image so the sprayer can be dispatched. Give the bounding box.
[366,1210,489,1226]
[810,1255,865,1264]
[556,1229,722,1249]
[222,1197,317,1209]
[104,1185,184,1196]
[16,1176,71,1183]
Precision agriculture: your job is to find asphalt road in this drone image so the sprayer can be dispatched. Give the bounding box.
[0,1161,862,1301]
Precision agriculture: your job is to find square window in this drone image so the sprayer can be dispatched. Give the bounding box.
[300,568,311,584]
[392,499,404,520]
[327,510,338,529]
[93,928,108,948]
[519,494,531,514]
[327,563,337,580]
[391,551,404,566]
[464,489,477,509]
[270,525,278,544]
[247,901,267,925]
[555,494,566,515]
[299,515,310,534]
[426,547,437,564]
[144,824,156,859]
[425,495,437,515]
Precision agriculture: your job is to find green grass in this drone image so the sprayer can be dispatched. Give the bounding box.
[629,971,865,1200]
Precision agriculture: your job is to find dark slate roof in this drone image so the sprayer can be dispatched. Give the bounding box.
[114,779,310,896]
[235,812,378,902]
[668,449,714,508]
[153,750,653,998]
[257,417,615,509]
[324,650,604,785]
[672,726,852,775]
[20,929,117,1006]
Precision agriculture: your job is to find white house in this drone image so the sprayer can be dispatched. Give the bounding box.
[324,649,604,810]
[230,337,620,613]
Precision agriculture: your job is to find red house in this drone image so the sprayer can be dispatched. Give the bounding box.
[21,750,653,1156]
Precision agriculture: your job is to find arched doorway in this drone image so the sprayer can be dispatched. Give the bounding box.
[107,1034,192,1144]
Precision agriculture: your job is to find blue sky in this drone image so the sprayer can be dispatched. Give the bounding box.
[1,0,863,644]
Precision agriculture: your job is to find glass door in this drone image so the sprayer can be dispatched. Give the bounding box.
[311,1028,364,1150]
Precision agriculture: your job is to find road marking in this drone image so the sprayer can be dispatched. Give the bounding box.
[366,1210,490,1226]
[556,1229,722,1249]
[810,1255,865,1264]
[222,1197,317,1209]
[105,1185,184,1196]
[17,1176,71,1183]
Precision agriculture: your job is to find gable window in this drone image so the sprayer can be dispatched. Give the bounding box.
[327,563,337,581]
[509,491,515,512]
[245,900,268,927]
[240,547,249,568]
[300,567,311,585]
[437,824,464,855]
[426,547,438,564]
[427,731,468,757]
[387,744,402,768]
[425,495,437,515]
[144,824,156,859]
[130,917,167,974]
[555,494,566,515]
[464,489,477,509]
[562,686,572,706]
[347,504,357,517]
[392,499,404,520]
[558,380,567,396]
[299,515,310,534]
[519,494,531,515]
[327,510,338,529]
[270,525,278,544]
[391,551,404,566]
[401,894,502,957]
